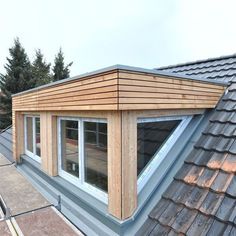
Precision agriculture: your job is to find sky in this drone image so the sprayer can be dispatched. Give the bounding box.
[1,0,236,77]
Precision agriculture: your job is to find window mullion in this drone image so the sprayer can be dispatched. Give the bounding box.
[24,116,27,152]
[79,119,84,184]
[33,117,36,155]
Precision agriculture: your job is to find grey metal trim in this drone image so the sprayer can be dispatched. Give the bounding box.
[12,64,227,97]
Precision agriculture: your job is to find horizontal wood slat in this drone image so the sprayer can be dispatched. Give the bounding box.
[12,69,225,111]
[118,72,224,90]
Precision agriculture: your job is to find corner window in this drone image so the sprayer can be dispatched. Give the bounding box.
[25,116,41,162]
[58,117,108,202]
[137,116,192,192]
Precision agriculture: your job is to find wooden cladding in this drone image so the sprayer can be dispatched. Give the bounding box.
[117,72,224,110]
[12,69,226,112]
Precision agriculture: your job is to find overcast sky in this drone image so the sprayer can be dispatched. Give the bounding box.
[1,0,236,76]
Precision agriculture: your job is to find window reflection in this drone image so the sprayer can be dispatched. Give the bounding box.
[137,120,181,176]
[26,117,33,153]
[84,122,108,192]
[61,120,79,178]
[35,117,41,156]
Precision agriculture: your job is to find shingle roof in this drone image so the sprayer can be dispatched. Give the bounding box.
[158,54,236,83]
[138,54,236,235]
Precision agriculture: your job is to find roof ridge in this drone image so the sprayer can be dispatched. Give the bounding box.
[157,53,236,70]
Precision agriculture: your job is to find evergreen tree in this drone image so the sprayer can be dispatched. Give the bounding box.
[52,48,72,81]
[0,38,33,128]
[31,49,52,87]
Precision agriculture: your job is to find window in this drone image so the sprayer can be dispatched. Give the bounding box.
[25,116,41,162]
[84,122,108,191]
[58,117,108,202]
[137,116,192,192]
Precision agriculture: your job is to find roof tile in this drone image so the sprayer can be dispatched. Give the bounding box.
[162,180,184,200]
[229,140,236,154]
[229,226,236,235]
[222,225,233,236]
[185,187,208,209]
[149,223,170,236]
[226,175,236,197]
[186,213,213,236]
[149,199,170,220]
[183,166,204,184]
[185,149,213,166]
[204,122,236,137]
[215,196,235,221]
[158,202,183,226]
[221,154,236,172]
[205,219,227,236]
[175,164,193,180]
[199,191,224,215]
[172,183,194,204]
[207,152,227,169]
[229,205,236,223]
[210,171,234,192]
[196,168,218,188]
[136,218,157,236]
[167,230,184,236]
[171,208,197,234]
[210,111,232,123]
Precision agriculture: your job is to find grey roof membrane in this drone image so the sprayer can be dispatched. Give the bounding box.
[138,54,236,235]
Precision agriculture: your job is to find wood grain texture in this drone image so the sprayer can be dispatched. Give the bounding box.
[12,112,24,162]
[107,111,122,219]
[12,69,225,112]
[121,111,137,219]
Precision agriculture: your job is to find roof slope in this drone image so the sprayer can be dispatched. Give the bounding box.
[0,127,13,162]
[158,54,236,83]
[138,54,236,235]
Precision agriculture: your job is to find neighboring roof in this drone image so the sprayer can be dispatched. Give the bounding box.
[12,64,226,97]
[138,54,236,235]
[158,53,236,83]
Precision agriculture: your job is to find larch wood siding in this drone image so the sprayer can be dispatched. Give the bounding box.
[12,71,119,111]
[12,69,225,112]
[117,72,224,110]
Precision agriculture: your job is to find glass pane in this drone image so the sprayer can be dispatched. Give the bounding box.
[84,121,108,192]
[137,120,181,176]
[85,131,96,145]
[35,117,41,157]
[26,117,33,153]
[84,121,96,131]
[98,123,107,133]
[61,120,79,178]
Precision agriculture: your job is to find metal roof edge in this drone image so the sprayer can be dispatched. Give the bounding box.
[12,64,227,97]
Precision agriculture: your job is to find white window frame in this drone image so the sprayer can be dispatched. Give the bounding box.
[137,115,192,193]
[58,117,108,203]
[24,115,41,163]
